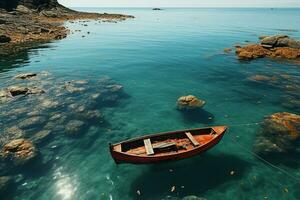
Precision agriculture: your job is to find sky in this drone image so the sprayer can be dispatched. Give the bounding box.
[58,0,300,8]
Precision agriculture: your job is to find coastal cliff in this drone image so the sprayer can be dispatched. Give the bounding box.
[0,0,61,11]
[0,0,134,56]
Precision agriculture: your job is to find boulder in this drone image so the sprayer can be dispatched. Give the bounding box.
[13,73,37,80]
[260,35,288,47]
[6,86,29,96]
[177,95,206,110]
[65,120,85,135]
[2,86,44,98]
[254,112,300,155]
[0,35,11,43]
[277,37,300,49]
[41,10,59,18]
[0,90,13,102]
[16,5,32,14]
[260,35,300,49]
[1,139,38,166]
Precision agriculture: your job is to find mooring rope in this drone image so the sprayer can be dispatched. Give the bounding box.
[227,128,300,183]
[228,121,264,127]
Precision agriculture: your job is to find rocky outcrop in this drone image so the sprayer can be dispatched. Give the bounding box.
[0,0,62,12]
[1,139,38,166]
[177,95,206,110]
[236,35,300,60]
[0,0,134,56]
[254,112,300,155]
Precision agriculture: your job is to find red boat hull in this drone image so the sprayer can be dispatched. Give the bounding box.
[109,126,227,164]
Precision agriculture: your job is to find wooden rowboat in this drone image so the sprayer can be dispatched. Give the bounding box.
[109,126,227,164]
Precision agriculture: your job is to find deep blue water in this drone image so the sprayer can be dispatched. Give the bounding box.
[1,8,300,200]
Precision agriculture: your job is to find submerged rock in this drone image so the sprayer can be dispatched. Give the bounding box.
[64,81,86,93]
[248,75,277,83]
[84,110,104,122]
[90,93,101,100]
[0,127,24,146]
[182,196,206,200]
[224,48,232,53]
[31,130,52,144]
[177,95,206,110]
[106,84,123,93]
[18,116,47,129]
[0,176,14,195]
[13,73,37,80]
[254,112,300,155]
[27,87,45,94]
[65,120,85,135]
[1,139,38,166]
[40,99,59,108]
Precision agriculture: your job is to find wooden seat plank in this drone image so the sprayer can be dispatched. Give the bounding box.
[185,132,200,146]
[144,139,154,155]
[153,142,177,149]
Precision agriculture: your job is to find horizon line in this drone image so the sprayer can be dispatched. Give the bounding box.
[70,6,300,8]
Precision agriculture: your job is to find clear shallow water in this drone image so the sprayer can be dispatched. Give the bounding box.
[1,8,300,200]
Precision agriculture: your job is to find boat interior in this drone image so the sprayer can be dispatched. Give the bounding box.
[114,127,219,156]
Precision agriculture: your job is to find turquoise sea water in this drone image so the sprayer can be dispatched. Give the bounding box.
[1,8,300,200]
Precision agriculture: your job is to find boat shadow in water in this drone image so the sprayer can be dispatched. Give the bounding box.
[129,152,251,199]
[179,109,215,125]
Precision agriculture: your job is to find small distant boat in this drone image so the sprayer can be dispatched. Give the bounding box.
[109,126,227,164]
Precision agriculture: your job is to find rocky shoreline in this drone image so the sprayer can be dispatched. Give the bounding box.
[0,1,134,56]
